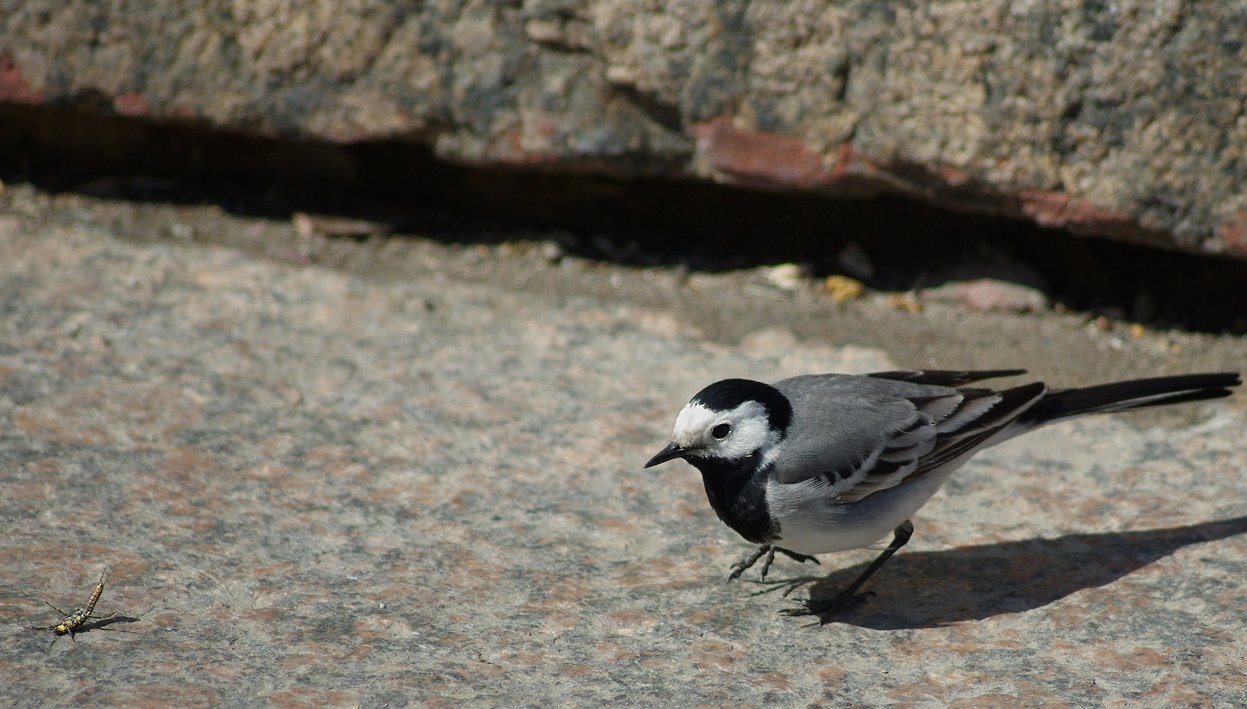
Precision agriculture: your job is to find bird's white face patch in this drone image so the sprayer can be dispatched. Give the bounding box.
[671,400,777,461]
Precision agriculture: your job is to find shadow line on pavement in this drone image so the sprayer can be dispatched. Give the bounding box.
[784,516,1247,629]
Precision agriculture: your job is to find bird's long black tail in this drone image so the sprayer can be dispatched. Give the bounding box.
[1021,373,1241,427]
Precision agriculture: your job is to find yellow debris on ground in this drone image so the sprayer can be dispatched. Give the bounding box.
[825,275,865,303]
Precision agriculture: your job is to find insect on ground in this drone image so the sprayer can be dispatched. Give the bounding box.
[28,567,127,648]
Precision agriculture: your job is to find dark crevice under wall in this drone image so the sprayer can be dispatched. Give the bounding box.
[2,101,1245,334]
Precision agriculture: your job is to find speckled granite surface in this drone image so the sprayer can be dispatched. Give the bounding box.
[2,210,1246,708]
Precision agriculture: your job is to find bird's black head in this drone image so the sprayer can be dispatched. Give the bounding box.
[689,379,793,432]
[645,378,792,467]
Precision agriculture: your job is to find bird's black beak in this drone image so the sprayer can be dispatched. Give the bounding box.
[644,442,686,468]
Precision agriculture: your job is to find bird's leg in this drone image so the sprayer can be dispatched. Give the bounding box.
[783,519,914,624]
[730,545,822,582]
[727,545,771,582]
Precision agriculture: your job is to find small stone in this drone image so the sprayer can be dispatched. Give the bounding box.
[293,213,390,238]
[1130,323,1146,338]
[538,241,564,261]
[525,18,563,43]
[605,65,638,85]
[960,279,1047,313]
[762,263,808,291]
[824,275,864,303]
[924,279,1046,313]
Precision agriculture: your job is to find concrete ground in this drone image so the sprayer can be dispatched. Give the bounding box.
[2,184,1246,708]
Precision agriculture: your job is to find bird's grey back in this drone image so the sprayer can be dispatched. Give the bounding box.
[768,374,957,484]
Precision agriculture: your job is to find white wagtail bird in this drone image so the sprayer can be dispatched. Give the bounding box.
[645,369,1240,623]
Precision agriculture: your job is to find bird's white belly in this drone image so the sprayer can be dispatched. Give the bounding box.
[765,465,960,555]
[773,509,900,554]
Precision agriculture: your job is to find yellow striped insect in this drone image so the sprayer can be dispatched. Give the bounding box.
[29,568,115,647]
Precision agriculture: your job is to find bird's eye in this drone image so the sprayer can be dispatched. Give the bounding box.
[712,423,731,439]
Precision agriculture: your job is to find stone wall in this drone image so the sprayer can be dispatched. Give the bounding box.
[2,0,1245,256]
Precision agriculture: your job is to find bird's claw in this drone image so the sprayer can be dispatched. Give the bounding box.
[727,546,770,582]
[728,545,819,582]
[777,549,820,566]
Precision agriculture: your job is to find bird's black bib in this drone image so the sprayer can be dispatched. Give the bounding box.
[690,451,778,544]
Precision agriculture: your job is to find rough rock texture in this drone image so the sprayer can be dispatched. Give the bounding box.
[3,190,1247,706]
[2,1,1247,257]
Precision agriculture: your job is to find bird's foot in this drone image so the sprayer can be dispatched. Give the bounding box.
[727,545,771,582]
[728,546,820,583]
[781,590,875,624]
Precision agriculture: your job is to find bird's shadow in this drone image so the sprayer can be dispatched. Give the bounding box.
[758,516,1247,630]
